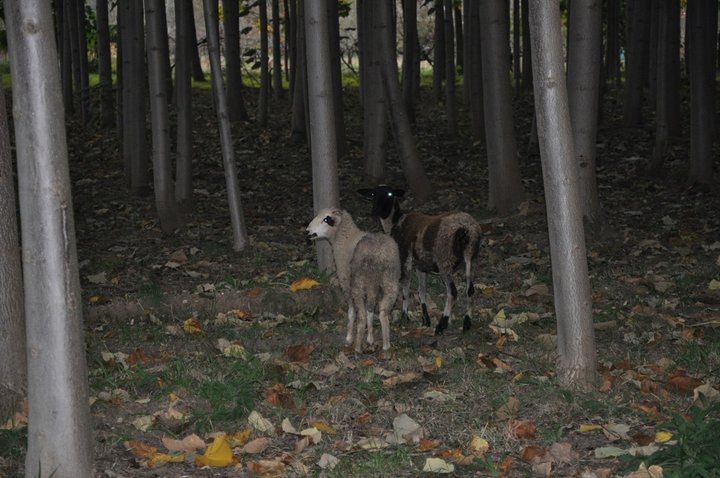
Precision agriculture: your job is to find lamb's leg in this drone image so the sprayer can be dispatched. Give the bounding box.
[435,276,456,335]
[365,311,375,347]
[463,259,474,332]
[354,300,367,353]
[346,304,355,346]
[418,271,431,327]
[401,277,411,324]
[378,283,398,352]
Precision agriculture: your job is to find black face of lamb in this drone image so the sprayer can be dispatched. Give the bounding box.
[358,186,405,221]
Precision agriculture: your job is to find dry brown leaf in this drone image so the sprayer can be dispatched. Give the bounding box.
[264,383,295,409]
[417,438,441,452]
[495,396,520,420]
[283,343,316,363]
[508,420,536,439]
[520,445,549,464]
[162,434,206,453]
[382,371,422,387]
[125,440,158,459]
[549,442,578,463]
[247,458,286,477]
[667,375,703,395]
[241,437,271,454]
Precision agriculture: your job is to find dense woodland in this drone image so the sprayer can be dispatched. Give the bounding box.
[1,0,719,477]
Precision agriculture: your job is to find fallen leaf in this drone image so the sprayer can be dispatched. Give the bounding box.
[125,440,158,459]
[248,410,275,434]
[310,421,337,435]
[382,371,422,387]
[357,437,389,450]
[148,453,185,467]
[183,318,203,335]
[387,414,423,444]
[162,434,206,453]
[520,445,548,464]
[495,396,520,420]
[549,442,578,463]
[240,437,271,454]
[579,424,603,432]
[508,420,536,439]
[194,435,235,467]
[283,343,316,363]
[247,458,286,477]
[131,415,155,432]
[289,277,321,292]
[594,446,627,458]
[422,457,455,473]
[318,453,339,470]
[264,383,295,409]
[667,375,703,395]
[469,436,490,456]
[417,438,441,452]
[623,462,664,478]
[227,430,251,447]
[300,427,322,443]
[654,431,672,443]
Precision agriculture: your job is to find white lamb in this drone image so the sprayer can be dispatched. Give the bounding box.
[307,207,400,353]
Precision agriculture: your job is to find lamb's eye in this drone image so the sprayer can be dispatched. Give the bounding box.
[387,192,393,197]
[323,216,335,226]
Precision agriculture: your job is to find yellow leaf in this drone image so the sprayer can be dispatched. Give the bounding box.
[149,453,185,466]
[183,318,203,335]
[289,277,321,292]
[435,356,443,369]
[227,429,252,447]
[310,421,337,435]
[469,436,490,455]
[194,435,234,467]
[655,431,673,443]
[579,424,603,432]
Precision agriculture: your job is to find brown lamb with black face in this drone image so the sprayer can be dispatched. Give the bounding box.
[307,207,400,353]
[358,186,483,334]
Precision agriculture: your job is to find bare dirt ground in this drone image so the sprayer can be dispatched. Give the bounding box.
[2,84,719,477]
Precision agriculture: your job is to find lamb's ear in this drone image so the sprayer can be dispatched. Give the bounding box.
[393,189,405,198]
[357,188,375,198]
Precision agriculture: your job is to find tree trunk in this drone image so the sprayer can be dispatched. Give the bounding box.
[96,0,115,127]
[666,0,681,136]
[443,0,457,136]
[175,0,193,208]
[401,0,419,123]
[258,0,269,127]
[513,0,521,95]
[623,0,650,127]
[361,0,389,181]
[688,0,717,186]
[5,1,94,474]
[465,0,484,141]
[189,2,206,81]
[146,0,181,233]
[528,0,597,391]
[567,0,604,236]
[272,0,283,99]
[290,0,308,143]
[454,4,463,73]
[480,0,524,215]
[376,0,431,200]
[521,0,532,89]
[605,0,621,85]
[203,0,250,251]
[432,0,445,102]
[649,0,670,176]
[67,0,81,111]
[223,0,250,121]
[327,0,347,157]
[287,0,297,101]
[75,0,91,123]
[60,0,74,115]
[305,0,339,272]
[0,80,26,425]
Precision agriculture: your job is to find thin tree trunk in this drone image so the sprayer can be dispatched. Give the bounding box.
[465,0,484,141]
[189,3,206,81]
[0,80,26,425]
[146,0,181,233]
[443,0,457,136]
[327,0,347,157]
[481,0,524,215]
[203,0,250,251]
[224,0,250,121]
[567,0,604,236]
[623,0,650,127]
[5,1,94,474]
[605,0,621,85]
[521,0,532,89]
[60,0,74,114]
[272,0,283,98]
[528,0,597,391]
[258,0,269,127]
[513,0,521,95]
[96,0,114,127]
[666,0,681,136]
[67,0,81,110]
[290,0,308,143]
[402,0,419,123]
[126,0,149,194]
[305,0,339,271]
[175,0,193,208]
[432,0,445,102]
[649,0,670,176]
[75,0,91,123]
[454,4,463,73]
[287,0,297,101]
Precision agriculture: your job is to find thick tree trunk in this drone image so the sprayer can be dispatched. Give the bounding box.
[528,0,597,391]
[480,0,524,215]
[96,0,115,127]
[203,0,250,251]
[567,0,604,236]
[443,0,457,136]
[258,0,270,127]
[146,0,181,233]
[5,1,94,474]
[175,0,193,208]
[305,0,339,271]
[688,0,717,186]
[0,80,26,425]
[223,0,250,122]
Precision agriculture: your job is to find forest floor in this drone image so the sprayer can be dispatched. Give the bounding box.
[3,83,720,477]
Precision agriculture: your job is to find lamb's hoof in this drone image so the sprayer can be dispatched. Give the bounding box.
[401,312,410,324]
[435,316,449,335]
[378,348,392,360]
[462,315,471,332]
[421,304,431,327]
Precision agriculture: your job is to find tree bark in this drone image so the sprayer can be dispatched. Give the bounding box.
[75,0,91,123]
[432,0,445,102]
[96,0,115,127]
[60,0,74,115]
[401,0,419,123]
[605,0,621,85]
[189,2,206,81]
[443,0,457,136]
[480,0,524,215]
[666,0,681,136]
[203,0,250,251]
[290,0,308,143]
[223,0,250,121]
[175,0,193,208]
[0,80,26,425]
[272,0,283,98]
[305,0,340,272]
[146,0,182,233]
[327,0,347,157]
[623,0,650,127]
[513,0,521,95]
[465,0,484,141]
[688,0,717,186]
[567,0,604,236]
[521,0,532,89]
[649,0,670,176]
[5,1,94,474]
[528,0,597,391]
[258,0,270,127]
